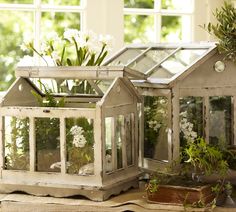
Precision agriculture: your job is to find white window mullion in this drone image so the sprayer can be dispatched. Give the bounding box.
[154,0,161,43]
[34,0,41,65]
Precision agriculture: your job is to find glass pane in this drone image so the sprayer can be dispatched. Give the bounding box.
[107,48,146,66]
[105,117,113,173]
[124,15,154,44]
[30,78,98,96]
[125,113,134,166]
[151,48,208,78]
[36,118,60,172]
[144,96,168,161]
[4,116,29,170]
[41,12,80,40]
[42,0,80,6]
[209,96,232,146]
[161,16,182,42]
[179,97,203,147]
[129,48,173,73]
[116,115,124,169]
[0,11,33,90]
[124,0,154,8]
[0,0,33,3]
[66,117,94,175]
[161,0,193,10]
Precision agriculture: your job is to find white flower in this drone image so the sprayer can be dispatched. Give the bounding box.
[73,134,87,148]
[40,56,55,66]
[99,34,114,50]
[17,55,36,66]
[63,28,80,43]
[51,51,60,61]
[70,125,87,148]
[41,42,50,53]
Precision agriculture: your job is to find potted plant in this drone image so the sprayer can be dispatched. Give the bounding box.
[202,1,236,63]
[146,138,229,207]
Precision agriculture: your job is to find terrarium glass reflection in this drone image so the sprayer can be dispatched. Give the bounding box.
[209,96,232,146]
[66,117,94,175]
[4,116,30,170]
[179,97,203,146]
[36,117,60,172]
[144,96,168,161]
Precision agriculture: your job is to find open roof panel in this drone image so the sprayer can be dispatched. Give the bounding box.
[104,43,216,85]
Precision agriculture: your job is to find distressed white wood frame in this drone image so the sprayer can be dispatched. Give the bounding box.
[0,107,102,186]
[0,75,141,200]
[101,77,141,185]
[16,66,147,80]
[136,87,172,171]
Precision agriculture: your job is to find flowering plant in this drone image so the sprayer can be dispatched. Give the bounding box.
[19,29,113,67]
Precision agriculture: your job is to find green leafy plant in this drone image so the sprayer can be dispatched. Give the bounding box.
[202,1,236,63]
[182,137,228,177]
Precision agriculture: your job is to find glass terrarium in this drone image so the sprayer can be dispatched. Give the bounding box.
[0,66,142,201]
[105,42,236,171]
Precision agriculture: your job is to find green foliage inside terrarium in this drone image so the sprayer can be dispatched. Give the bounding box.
[4,116,30,170]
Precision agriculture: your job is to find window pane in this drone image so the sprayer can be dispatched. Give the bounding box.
[105,117,113,173]
[29,78,98,96]
[107,48,146,66]
[209,96,232,146]
[129,48,173,73]
[41,12,80,38]
[161,0,193,10]
[179,97,203,147]
[144,96,168,162]
[0,0,33,3]
[124,15,154,44]
[0,11,33,91]
[161,16,182,42]
[4,116,29,170]
[42,0,80,6]
[66,117,94,175]
[116,115,124,169]
[36,118,60,172]
[124,0,154,8]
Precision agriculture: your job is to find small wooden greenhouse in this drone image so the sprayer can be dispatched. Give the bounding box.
[105,42,236,171]
[0,42,235,201]
[0,66,143,201]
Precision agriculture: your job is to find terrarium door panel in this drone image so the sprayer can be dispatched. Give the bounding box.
[138,88,172,171]
[0,107,103,187]
[102,106,139,184]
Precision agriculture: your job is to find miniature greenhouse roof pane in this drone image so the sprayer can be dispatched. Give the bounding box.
[149,48,208,78]
[106,48,147,66]
[128,48,174,74]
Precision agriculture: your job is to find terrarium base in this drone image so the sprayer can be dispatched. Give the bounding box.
[0,179,139,201]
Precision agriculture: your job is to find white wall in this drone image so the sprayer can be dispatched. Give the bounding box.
[83,0,124,55]
[193,0,227,42]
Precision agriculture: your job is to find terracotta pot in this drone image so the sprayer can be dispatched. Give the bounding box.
[147,184,215,205]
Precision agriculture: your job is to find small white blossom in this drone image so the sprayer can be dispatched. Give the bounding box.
[17,55,36,66]
[51,51,60,61]
[64,28,80,43]
[70,125,87,148]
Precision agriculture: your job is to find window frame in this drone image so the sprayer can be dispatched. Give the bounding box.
[123,0,194,43]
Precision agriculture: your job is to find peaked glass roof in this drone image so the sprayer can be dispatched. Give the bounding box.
[105,44,215,84]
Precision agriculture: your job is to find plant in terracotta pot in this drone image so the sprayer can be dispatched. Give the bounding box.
[146,137,229,207]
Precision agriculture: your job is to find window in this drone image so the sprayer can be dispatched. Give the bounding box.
[124,0,194,44]
[0,0,83,90]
